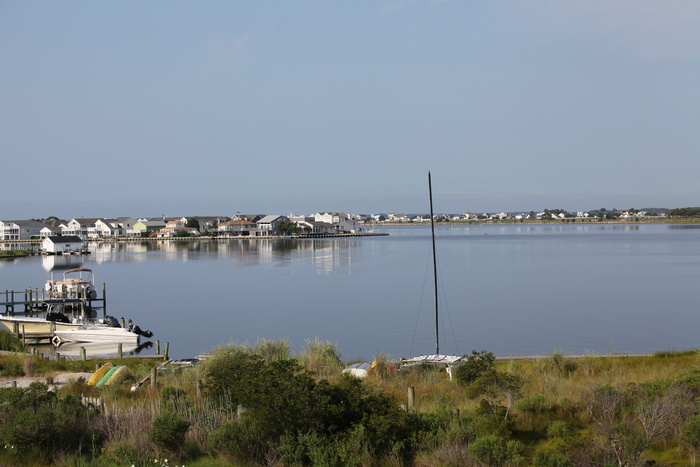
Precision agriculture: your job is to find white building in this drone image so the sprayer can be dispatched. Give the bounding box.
[41,236,84,254]
[0,220,45,240]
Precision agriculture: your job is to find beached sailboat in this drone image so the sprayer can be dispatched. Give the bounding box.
[399,172,463,376]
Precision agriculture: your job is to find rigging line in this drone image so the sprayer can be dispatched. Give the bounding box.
[408,240,434,358]
[435,256,461,356]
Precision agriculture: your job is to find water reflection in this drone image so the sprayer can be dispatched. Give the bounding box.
[88,238,362,274]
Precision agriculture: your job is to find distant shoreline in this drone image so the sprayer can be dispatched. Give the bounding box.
[371,218,700,226]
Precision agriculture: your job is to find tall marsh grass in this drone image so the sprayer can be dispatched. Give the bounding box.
[299,337,343,379]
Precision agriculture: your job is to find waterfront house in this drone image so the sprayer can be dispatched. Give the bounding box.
[296,220,336,235]
[40,226,63,238]
[155,225,200,238]
[64,218,103,239]
[42,236,84,254]
[256,215,289,236]
[218,220,257,237]
[187,216,227,231]
[314,212,359,233]
[233,214,264,223]
[0,220,45,240]
[132,219,166,237]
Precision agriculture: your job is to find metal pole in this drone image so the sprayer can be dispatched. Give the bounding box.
[428,171,439,355]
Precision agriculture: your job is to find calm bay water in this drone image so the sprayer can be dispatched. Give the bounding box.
[2,223,700,360]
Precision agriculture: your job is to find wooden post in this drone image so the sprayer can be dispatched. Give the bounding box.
[81,346,86,361]
[117,343,123,359]
[155,340,160,355]
[163,342,169,360]
[55,353,61,361]
[150,367,157,387]
[102,283,106,318]
[120,317,125,328]
[407,386,415,409]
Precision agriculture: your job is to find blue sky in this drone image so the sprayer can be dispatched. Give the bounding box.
[2,1,699,219]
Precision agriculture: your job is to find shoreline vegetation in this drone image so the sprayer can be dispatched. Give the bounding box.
[2,333,700,466]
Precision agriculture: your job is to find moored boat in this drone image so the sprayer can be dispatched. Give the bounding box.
[45,268,97,300]
[52,322,140,344]
[0,299,87,338]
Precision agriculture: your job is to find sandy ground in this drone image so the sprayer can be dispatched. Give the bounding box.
[0,372,93,389]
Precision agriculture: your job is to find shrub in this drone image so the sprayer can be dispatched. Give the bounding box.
[468,435,525,466]
[0,360,24,377]
[533,449,573,467]
[516,394,550,414]
[546,420,570,439]
[209,417,270,464]
[0,382,97,461]
[454,350,496,385]
[0,330,24,352]
[149,412,190,453]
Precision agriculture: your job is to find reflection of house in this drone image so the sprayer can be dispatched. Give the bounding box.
[218,220,257,236]
[256,215,289,236]
[41,236,84,254]
[0,220,45,240]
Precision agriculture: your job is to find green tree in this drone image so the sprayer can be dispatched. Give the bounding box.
[276,221,299,235]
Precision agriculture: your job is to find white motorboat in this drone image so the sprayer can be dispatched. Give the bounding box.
[52,321,140,344]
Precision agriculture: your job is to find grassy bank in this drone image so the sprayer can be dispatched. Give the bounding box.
[1,339,700,465]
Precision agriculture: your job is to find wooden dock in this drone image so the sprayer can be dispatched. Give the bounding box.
[1,283,106,316]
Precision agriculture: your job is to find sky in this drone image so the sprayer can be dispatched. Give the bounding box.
[1,1,699,219]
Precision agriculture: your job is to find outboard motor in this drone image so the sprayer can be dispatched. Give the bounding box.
[46,312,70,323]
[103,315,120,327]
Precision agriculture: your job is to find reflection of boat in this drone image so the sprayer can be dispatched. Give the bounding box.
[400,172,463,376]
[45,268,97,300]
[52,321,140,344]
[0,299,87,338]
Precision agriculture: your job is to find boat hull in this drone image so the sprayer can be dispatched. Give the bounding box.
[52,326,139,344]
[0,316,82,337]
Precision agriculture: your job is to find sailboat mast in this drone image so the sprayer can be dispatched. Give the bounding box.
[428,171,439,355]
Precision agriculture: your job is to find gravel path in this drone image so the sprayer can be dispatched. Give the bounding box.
[0,372,93,389]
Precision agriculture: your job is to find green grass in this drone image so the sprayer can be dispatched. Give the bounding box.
[3,345,700,465]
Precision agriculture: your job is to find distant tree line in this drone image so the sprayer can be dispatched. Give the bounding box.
[670,207,700,218]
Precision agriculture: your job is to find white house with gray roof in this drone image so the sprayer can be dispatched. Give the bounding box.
[0,220,45,240]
